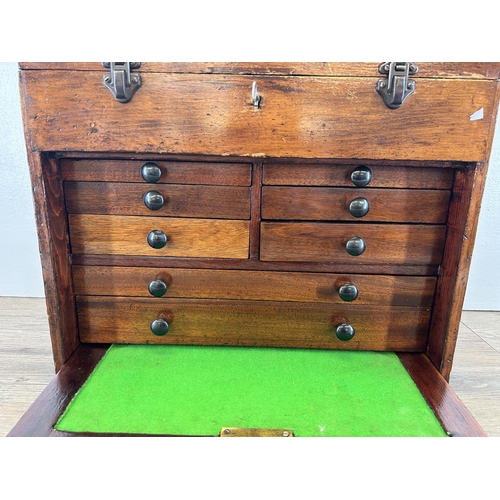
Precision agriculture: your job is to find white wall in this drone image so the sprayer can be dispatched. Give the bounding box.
[0,62,45,297]
[0,62,499,309]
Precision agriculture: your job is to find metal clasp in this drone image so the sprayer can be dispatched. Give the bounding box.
[102,62,141,103]
[252,81,261,108]
[376,62,418,109]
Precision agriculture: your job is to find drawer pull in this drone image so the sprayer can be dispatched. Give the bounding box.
[141,162,162,183]
[350,166,372,187]
[147,230,168,249]
[336,323,355,341]
[345,236,366,256]
[150,318,169,336]
[338,283,359,302]
[143,190,165,211]
[348,197,370,218]
[148,279,168,297]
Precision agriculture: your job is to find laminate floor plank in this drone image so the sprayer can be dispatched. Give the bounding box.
[0,297,54,437]
[449,317,500,437]
[460,310,500,353]
[0,297,499,437]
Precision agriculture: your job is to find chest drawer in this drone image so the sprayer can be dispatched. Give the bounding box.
[263,164,454,189]
[68,214,250,258]
[260,222,446,265]
[61,159,252,186]
[262,186,450,223]
[65,182,251,219]
[72,266,437,306]
[76,296,431,351]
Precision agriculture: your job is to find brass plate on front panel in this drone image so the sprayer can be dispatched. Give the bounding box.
[220,427,294,437]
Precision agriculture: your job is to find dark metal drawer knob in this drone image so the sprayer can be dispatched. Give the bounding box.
[144,190,165,211]
[345,236,366,256]
[349,197,370,218]
[338,283,358,302]
[141,162,162,183]
[150,318,169,336]
[350,166,372,187]
[148,279,168,297]
[147,230,168,249]
[336,323,355,341]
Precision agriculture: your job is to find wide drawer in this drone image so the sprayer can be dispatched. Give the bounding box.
[76,296,430,351]
[262,186,450,223]
[68,214,250,258]
[72,266,437,306]
[21,72,498,161]
[260,222,446,265]
[263,164,454,189]
[65,182,251,219]
[60,159,252,186]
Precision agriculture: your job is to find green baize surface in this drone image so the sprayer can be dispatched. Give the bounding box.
[56,345,446,437]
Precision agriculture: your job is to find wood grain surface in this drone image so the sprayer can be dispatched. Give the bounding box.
[72,266,437,306]
[20,72,498,161]
[76,296,431,351]
[427,165,490,379]
[260,222,446,265]
[61,159,252,185]
[68,214,250,258]
[18,62,500,79]
[64,182,251,219]
[263,164,455,188]
[262,186,450,223]
[399,352,487,437]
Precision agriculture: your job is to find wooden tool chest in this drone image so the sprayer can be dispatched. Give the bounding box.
[9,62,500,437]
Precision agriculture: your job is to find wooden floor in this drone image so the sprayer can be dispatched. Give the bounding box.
[0,296,499,437]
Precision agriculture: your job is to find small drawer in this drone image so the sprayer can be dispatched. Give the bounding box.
[77,296,431,351]
[61,159,252,186]
[68,214,250,259]
[65,182,251,219]
[260,222,446,265]
[73,266,437,307]
[262,186,451,223]
[263,164,454,189]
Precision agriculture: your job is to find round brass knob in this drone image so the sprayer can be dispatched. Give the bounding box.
[338,283,358,302]
[147,230,167,249]
[148,279,168,297]
[350,166,372,187]
[144,190,165,211]
[345,236,366,256]
[150,318,169,336]
[349,197,370,218]
[336,323,355,341]
[141,162,162,183]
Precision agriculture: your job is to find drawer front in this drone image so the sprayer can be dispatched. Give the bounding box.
[262,186,450,223]
[77,297,430,351]
[263,164,454,189]
[65,182,251,219]
[73,266,437,307]
[260,222,446,265]
[22,72,498,161]
[68,215,250,258]
[61,159,252,186]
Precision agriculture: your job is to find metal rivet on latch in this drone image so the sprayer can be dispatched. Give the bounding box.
[223,428,231,435]
[252,81,261,108]
[282,431,290,437]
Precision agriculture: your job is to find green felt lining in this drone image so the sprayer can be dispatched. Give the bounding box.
[55,345,446,437]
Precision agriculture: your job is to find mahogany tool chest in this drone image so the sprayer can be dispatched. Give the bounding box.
[8,62,500,437]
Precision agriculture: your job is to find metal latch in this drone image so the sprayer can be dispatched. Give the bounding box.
[102,62,141,103]
[376,62,418,109]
